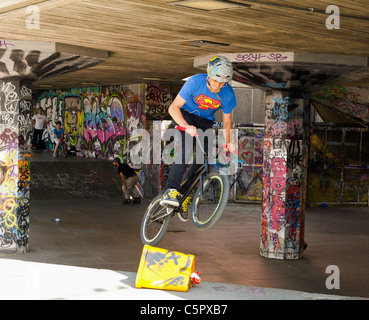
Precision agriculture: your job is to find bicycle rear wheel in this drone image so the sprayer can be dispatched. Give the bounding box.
[191,171,229,230]
[140,195,172,245]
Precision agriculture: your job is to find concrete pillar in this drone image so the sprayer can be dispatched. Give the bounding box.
[260,91,310,259]
[0,40,108,254]
[0,80,32,253]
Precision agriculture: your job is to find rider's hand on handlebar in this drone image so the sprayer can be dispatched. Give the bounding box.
[223,142,237,154]
[184,125,197,137]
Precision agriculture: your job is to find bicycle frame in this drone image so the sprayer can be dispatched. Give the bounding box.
[142,126,233,245]
[178,161,206,206]
[148,129,209,222]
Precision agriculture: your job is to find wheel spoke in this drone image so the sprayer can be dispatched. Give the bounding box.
[141,196,172,245]
[191,172,229,230]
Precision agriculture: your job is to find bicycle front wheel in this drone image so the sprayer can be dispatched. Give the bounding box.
[140,195,172,245]
[191,171,229,230]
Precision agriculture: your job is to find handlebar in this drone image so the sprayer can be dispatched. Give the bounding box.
[175,125,199,137]
[175,125,239,155]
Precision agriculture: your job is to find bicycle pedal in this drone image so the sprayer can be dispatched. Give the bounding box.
[160,201,178,208]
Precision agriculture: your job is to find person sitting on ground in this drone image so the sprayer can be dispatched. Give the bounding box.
[53,121,65,158]
[113,157,141,204]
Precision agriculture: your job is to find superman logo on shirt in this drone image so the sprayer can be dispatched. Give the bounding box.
[195,94,221,110]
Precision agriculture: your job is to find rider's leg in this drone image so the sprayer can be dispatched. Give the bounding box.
[160,131,192,206]
[178,119,213,194]
[165,131,194,191]
[162,110,213,206]
[165,109,197,191]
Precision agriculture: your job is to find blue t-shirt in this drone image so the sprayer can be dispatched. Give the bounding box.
[53,127,64,139]
[179,74,237,121]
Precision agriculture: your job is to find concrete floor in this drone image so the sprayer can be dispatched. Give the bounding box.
[1,151,369,299]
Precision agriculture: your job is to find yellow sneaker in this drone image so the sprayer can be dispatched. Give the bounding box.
[178,196,192,222]
[160,189,182,207]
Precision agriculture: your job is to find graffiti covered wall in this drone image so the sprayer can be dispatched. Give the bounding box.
[32,84,179,155]
[31,83,179,196]
[33,85,142,160]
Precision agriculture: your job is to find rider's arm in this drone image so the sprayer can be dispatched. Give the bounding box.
[222,112,236,153]
[168,95,197,136]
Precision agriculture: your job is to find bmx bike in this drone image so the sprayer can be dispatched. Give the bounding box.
[140,125,237,246]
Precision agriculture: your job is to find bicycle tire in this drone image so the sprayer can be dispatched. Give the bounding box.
[140,195,172,245]
[191,170,229,230]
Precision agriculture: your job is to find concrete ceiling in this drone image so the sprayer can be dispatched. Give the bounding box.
[0,0,368,90]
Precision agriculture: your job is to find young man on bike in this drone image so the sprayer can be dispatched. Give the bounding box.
[160,55,237,220]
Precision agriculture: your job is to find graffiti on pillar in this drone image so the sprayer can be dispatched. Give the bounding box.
[261,93,307,257]
[0,150,18,249]
[0,82,18,250]
[0,81,31,251]
[19,85,32,151]
[16,84,32,251]
[270,155,287,231]
[17,153,30,249]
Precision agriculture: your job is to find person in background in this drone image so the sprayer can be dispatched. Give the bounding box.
[53,121,65,157]
[113,157,141,204]
[31,107,48,150]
